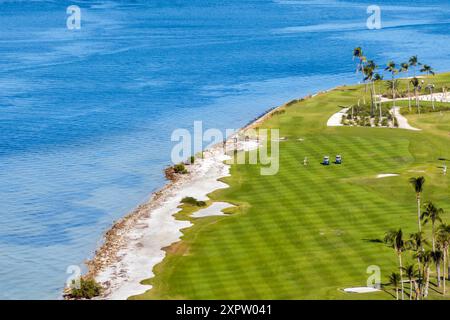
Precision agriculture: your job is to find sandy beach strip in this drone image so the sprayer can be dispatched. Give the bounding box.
[92,144,233,299]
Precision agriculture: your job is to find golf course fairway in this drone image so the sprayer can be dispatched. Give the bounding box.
[132,74,450,300]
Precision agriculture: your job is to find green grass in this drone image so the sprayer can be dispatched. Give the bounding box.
[131,75,450,300]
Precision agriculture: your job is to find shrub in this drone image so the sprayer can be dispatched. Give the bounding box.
[173,163,188,174]
[190,156,195,164]
[286,99,298,106]
[181,197,206,207]
[67,278,102,299]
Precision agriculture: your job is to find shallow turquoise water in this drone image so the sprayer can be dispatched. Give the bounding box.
[1,0,450,299]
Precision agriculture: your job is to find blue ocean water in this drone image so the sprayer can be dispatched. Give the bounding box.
[1,0,450,299]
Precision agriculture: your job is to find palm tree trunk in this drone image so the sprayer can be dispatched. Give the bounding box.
[425,266,430,297]
[417,256,422,297]
[407,76,411,111]
[431,88,435,110]
[399,253,404,300]
[415,88,420,114]
[445,245,450,279]
[437,261,441,287]
[431,222,435,252]
[372,81,377,117]
[409,279,413,300]
[444,251,447,294]
[370,83,374,118]
[417,195,421,232]
[395,288,399,300]
[392,79,396,115]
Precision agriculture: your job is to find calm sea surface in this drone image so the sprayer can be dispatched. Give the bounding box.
[1,0,450,299]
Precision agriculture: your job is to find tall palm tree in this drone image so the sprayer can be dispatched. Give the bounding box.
[420,64,435,76]
[385,61,398,116]
[384,229,406,299]
[352,47,364,70]
[409,176,425,232]
[426,84,436,110]
[410,77,421,113]
[400,62,412,111]
[420,250,432,298]
[373,73,384,121]
[389,272,401,300]
[402,264,418,300]
[437,224,450,294]
[408,231,427,295]
[409,55,421,77]
[421,201,444,251]
[432,250,443,288]
[363,60,377,117]
[353,47,368,106]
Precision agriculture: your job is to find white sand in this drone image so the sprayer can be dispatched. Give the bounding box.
[377,173,399,178]
[327,108,349,127]
[94,139,258,300]
[191,202,234,218]
[391,107,421,131]
[380,92,450,103]
[343,287,380,293]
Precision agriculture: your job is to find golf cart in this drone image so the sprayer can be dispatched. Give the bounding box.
[335,155,342,164]
[323,156,330,165]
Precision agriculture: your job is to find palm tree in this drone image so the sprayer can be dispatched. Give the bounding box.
[409,55,421,77]
[385,61,398,115]
[402,264,418,300]
[420,250,432,298]
[426,84,436,110]
[363,60,377,117]
[400,62,412,111]
[353,47,368,106]
[437,224,450,294]
[384,229,406,299]
[421,201,444,251]
[409,176,425,232]
[352,47,363,69]
[389,272,401,300]
[373,73,384,121]
[432,250,443,288]
[385,80,400,98]
[410,77,421,113]
[420,64,435,76]
[408,231,427,296]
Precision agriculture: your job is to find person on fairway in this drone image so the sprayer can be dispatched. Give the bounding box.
[304,157,308,166]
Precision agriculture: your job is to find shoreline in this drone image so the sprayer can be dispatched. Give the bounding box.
[85,93,309,299]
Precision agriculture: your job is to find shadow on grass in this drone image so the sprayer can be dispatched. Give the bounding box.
[362,238,383,243]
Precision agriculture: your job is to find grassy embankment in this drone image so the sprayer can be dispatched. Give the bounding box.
[131,73,450,300]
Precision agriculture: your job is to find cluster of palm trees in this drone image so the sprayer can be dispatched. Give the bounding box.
[349,47,436,125]
[384,176,449,300]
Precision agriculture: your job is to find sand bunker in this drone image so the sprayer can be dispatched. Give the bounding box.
[343,287,380,293]
[377,174,399,178]
[327,108,349,127]
[191,202,234,218]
